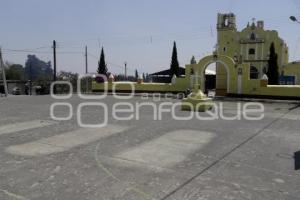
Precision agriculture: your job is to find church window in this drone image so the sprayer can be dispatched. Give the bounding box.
[249,48,255,55]
[250,66,259,79]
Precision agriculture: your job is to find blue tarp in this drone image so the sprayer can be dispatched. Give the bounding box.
[279,76,295,85]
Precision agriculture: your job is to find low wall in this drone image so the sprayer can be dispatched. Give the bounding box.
[241,79,300,98]
[92,72,300,99]
[240,65,300,99]
[259,85,300,97]
[92,78,189,93]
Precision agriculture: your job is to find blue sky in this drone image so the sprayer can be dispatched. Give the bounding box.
[1,0,300,75]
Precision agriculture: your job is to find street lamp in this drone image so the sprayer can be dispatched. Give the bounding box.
[290,16,300,24]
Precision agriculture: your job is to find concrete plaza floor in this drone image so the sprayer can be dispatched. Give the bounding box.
[0,95,299,200]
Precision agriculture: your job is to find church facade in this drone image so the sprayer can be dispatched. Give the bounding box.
[215,13,299,95]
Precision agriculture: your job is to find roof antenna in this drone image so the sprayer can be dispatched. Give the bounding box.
[210,26,214,38]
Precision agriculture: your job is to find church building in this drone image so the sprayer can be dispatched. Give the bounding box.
[215,13,298,95]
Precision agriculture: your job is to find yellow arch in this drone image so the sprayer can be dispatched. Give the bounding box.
[192,54,238,94]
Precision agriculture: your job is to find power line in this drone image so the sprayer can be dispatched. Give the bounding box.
[1,15,294,51]
[2,46,51,51]
[87,52,135,72]
[2,49,84,54]
[41,30,214,48]
[87,52,98,59]
[29,17,293,47]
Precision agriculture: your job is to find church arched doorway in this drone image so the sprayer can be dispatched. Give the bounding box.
[191,54,237,97]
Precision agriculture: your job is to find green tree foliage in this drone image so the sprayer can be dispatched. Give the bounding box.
[142,73,146,81]
[5,63,25,80]
[97,47,108,75]
[58,71,78,82]
[24,55,53,81]
[267,42,279,85]
[169,41,180,80]
[135,69,139,79]
[190,55,197,64]
[145,73,150,82]
[57,71,79,93]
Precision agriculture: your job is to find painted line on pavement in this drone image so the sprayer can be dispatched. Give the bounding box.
[115,130,215,168]
[0,120,56,136]
[6,125,128,156]
[0,189,30,200]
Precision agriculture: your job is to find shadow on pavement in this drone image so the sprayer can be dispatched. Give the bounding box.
[295,151,300,170]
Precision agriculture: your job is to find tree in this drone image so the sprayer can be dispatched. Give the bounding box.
[57,71,79,92]
[267,42,279,85]
[190,55,197,64]
[142,73,146,81]
[170,41,180,80]
[24,55,53,81]
[97,47,108,75]
[58,71,78,82]
[145,73,150,82]
[135,69,139,79]
[5,64,25,80]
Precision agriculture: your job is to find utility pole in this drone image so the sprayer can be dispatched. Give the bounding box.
[53,40,57,81]
[124,62,127,80]
[85,46,88,93]
[52,40,57,94]
[85,45,88,74]
[0,48,8,97]
[29,61,32,96]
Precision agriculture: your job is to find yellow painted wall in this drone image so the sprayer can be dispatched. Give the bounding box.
[259,86,300,97]
[240,63,300,97]
[283,62,300,84]
[216,64,227,95]
[92,77,189,93]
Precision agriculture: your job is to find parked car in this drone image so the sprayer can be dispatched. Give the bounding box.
[34,86,42,95]
[12,87,21,95]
